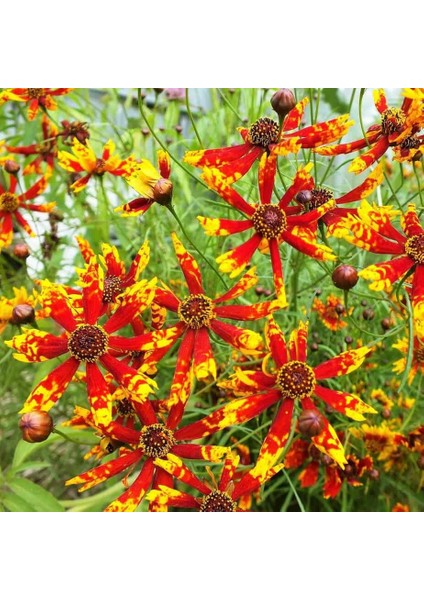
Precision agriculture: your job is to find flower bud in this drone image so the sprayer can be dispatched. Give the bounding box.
[298,409,325,437]
[362,308,375,321]
[12,243,30,259]
[296,190,313,205]
[310,342,319,352]
[19,411,53,443]
[382,408,391,419]
[344,336,353,345]
[331,264,359,290]
[10,304,35,325]
[335,303,345,315]
[368,468,380,480]
[4,159,20,174]
[153,178,173,206]
[255,286,265,296]
[271,89,296,120]
[381,318,391,331]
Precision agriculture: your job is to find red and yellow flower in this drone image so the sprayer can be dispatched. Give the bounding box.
[153,232,285,381]
[316,88,424,173]
[352,423,408,472]
[331,200,424,340]
[198,161,336,303]
[66,365,229,512]
[0,88,72,120]
[5,258,172,425]
[146,449,284,512]
[5,115,58,175]
[176,316,376,469]
[312,294,350,331]
[57,139,132,193]
[184,96,352,185]
[0,287,47,335]
[0,168,53,248]
[392,335,424,385]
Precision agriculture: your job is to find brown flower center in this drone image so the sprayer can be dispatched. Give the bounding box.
[139,424,176,458]
[0,192,19,213]
[102,275,124,303]
[400,135,422,150]
[415,346,424,363]
[115,397,135,417]
[200,490,237,512]
[248,117,279,147]
[94,158,107,175]
[252,204,287,239]
[178,294,215,329]
[405,234,424,264]
[27,88,44,99]
[381,108,406,135]
[276,360,316,399]
[309,188,334,210]
[67,324,109,362]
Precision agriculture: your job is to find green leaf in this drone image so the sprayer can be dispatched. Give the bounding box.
[8,461,52,477]
[1,491,36,512]
[321,88,350,115]
[8,477,64,512]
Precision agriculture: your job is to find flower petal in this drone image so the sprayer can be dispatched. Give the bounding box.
[314,346,371,380]
[5,329,68,362]
[105,458,155,512]
[314,384,377,421]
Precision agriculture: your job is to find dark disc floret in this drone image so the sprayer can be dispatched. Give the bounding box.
[67,324,109,362]
[252,204,287,239]
[103,275,124,303]
[405,234,424,264]
[248,117,280,148]
[139,424,176,458]
[178,294,215,329]
[381,107,406,135]
[200,490,237,512]
[0,192,19,212]
[276,360,316,399]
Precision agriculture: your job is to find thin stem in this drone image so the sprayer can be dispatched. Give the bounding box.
[216,88,243,121]
[185,88,203,148]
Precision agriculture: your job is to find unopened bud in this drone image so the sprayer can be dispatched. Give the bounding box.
[362,308,375,321]
[19,411,53,443]
[335,303,345,315]
[271,89,296,120]
[10,304,35,325]
[153,178,173,206]
[4,159,20,174]
[381,318,391,331]
[331,264,359,290]
[12,243,30,259]
[296,190,313,205]
[298,409,325,437]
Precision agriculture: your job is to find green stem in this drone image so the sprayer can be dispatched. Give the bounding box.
[282,470,305,512]
[216,88,243,121]
[185,89,203,148]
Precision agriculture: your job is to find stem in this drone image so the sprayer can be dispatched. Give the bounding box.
[185,89,203,148]
[216,89,243,121]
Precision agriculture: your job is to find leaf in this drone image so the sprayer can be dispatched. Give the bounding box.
[1,492,35,512]
[8,477,64,512]
[321,88,350,115]
[8,461,52,477]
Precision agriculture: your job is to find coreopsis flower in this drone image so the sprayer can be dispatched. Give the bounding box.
[5,258,172,425]
[115,150,172,217]
[392,503,411,512]
[316,88,424,173]
[176,316,376,468]
[352,423,408,472]
[5,115,58,175]
[146,450,284,512]
[0,88,72,120]
[392,335,424,385]
[0,287,48,335]
[0,168,53,248]
[198,160,336,303]
[57,139,131,193]
[312,294,350,331]
[153,232,285,381]
[285,439,374,499]
[184,96,353,185]
[331,200,424,340]
[58,120,90,146]
[66,365,229,512]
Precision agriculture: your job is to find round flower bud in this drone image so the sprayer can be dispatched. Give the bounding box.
[12,243,30,259]
[271,88,296,120]
[344,336,353,345]
[331,264,359,290]
[381,318,391,331]
[298,409,325,437]
[335,303,345,315]
[382,408,391,419]
[10,304,35,325]
[4,159,20,175]
[296,190,313,205]
[19,411,54,443]
[153,178,173,206]
[362,308,375,321]
[310,342,319,352]
[369,468,380,480]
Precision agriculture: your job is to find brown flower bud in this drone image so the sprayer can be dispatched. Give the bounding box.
[321,454,333,466]
[271,89,296,120]
[19,411,53,443]
[331,264,359,290]
[381,318,391,331]
[369,468,380,480]
[382,408,391,419]
[4,159,20,174]
[153,178,173,206]
[362,308,375,321]
[310,342,319,352]
[12,243,30,259]
[296,190,313,205]
[263,289,272,297]
[344,336,353,345]
[10,304,35,325]
[335,303,345,315]
[298,409,325,437]
[175,125,183,134]
[141,128,150,137]
[255,286,265,296]
[361,299,368,306]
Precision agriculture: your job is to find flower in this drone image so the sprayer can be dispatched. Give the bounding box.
[312,294,350,331]
[392,503,410,512]
[352,423,408,472]
[153,232,285,382]
[0,88,72,120]
[115,150,173,216]
[5,115,58,175]
[146,450,284,512]
[285,439,374,499]
[176,316,376,468]
[184,95,353,185]
[392,335,424,385]
[316,88,424,173]
[57,139,131,193]
[65,365,229,512]
[0,287,47,334]
[198,161,336,302]
[331,200,424,340]
[0,168,53,248]
[58,120,90,146]
[5,258,173,425]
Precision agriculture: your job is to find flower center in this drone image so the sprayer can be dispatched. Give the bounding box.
[415,346,424,363]
[94,158,107,175]
[178,294,215,329]
[405,234,424,264]
[381,108,406,135]
[276,360,316,399]
[200,490,237,512]
[115,397,135,417]
[248,117,279,147]
[139,424,176,458]
[27,88,44,99]
[308,188,334,210]
[400,135,422,150]
[252,204,287,239]
[67,324,109,362]
[102,275,124,303]
[0,192,19,213]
